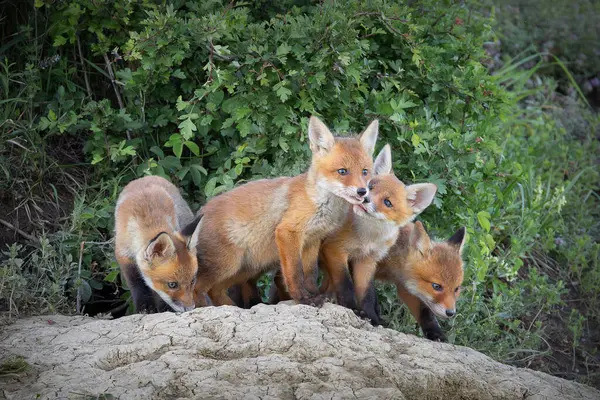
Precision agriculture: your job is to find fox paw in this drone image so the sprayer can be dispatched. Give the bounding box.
[352,309,382,326]
[299,294,329,307]
[423,327,447,342]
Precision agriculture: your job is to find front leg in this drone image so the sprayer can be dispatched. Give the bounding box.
[121,263,158,314]
[320,246,357,310]
[301,242,321,295]
[275,225,326,306]
[396,284,445,342]
[351,258,380,325]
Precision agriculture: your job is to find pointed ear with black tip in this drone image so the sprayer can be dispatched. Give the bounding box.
[359,120,379,156]
[406,183,437,216]
[308,116,335,154]
[447,226,466,254]
[180,214,204,250]
[373,144,392,175]
[145,233,176,262]
[410,221,431,255]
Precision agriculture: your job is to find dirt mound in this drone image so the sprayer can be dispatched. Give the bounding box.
[1,303,598,400]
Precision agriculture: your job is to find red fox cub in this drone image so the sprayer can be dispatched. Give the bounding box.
[114,176,203,313]
[319,145,437,324]
[375,221,466,341]
[193,116,379,306]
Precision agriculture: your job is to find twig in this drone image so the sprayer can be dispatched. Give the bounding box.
[0,218,37,243]
[76,34,92,98]
[431,12,447,28]
[103,53,131,140]
[77,241,85,314]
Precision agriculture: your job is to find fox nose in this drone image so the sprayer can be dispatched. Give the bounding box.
[445,309,456,317]
[363,196,370,203]
[357,187,367,197]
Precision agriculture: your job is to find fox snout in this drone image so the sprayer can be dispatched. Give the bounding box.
[357,187,367,197]
[171,300,195,313]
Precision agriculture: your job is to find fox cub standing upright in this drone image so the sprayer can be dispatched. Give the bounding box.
[114,176,203,313]
[193,116,378,306]
[375,221,466,341]
[319,145,437,324]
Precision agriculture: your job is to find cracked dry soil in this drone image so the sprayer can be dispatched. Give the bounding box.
[1,303,599,400]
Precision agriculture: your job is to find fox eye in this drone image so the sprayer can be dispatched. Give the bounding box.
[384,199,393,208]
[432,283,443,292]
[362,169,368,176]
[167,281,179,289]
[368,181,374,190]
[454,287,460,293]
[337,168,348,175]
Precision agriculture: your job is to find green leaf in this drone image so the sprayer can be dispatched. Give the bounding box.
[275,84,292,102]
[235,163,243,176]
[477,211,491,233]
[279,137,289,152]
[176,96,189,111]
[53,35,67,47]
[190,166,202,187]
[173,141,183,158]
[185,141,200,156]
[191,164,208,176]
[150,146,164,159]
[178,118,197,140]
[177,166,190,180]
[172,69,186,79]
[411,133,421,147]
[204,177,218,197]
[104,269,120,283]
[78,280,92,303]
[48,109,57,122]
[276,42,292,57]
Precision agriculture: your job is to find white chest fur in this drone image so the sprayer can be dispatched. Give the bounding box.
[350,216,400,262]
[306,190,349,240]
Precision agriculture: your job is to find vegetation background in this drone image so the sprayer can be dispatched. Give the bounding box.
[0,0,598,388]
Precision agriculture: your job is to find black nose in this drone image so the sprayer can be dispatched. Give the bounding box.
[357,188,367,197]
[363,196,370,203]
[445,309,456,317]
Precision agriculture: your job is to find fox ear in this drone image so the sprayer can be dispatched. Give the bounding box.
[308,116,335,154]
[374,144,392,175]
[448,226,466,254]
[145,233,176,262]
[410,221,431,254]
[359,120,379,156]
[180,214,203,250]
[406,183,437,215]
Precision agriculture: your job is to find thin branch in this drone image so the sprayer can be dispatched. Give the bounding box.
[0,218,37,243]
[76,34,92,98]
[103,53,131,140]
[77,241,85,314]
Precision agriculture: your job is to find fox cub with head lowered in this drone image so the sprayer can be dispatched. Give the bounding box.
[375,221,466,341]
[319,145,437,324]
[114,176,203,313]
[193,116,379,306]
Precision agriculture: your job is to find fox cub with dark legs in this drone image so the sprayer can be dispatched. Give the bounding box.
[114,176,203,313]
[319,144,437,324]
[193,116,378,307]
[374,221,466,341]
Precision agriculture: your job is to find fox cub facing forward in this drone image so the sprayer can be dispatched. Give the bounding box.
[114,176,203,313]
[319,145,437,324]
[193,116,378,306]
[376,221,466,341]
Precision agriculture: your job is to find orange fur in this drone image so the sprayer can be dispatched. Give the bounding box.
[194,117,378,306]
[318,145,437,317]
[114,176,203,313]
[376,221,466,339]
